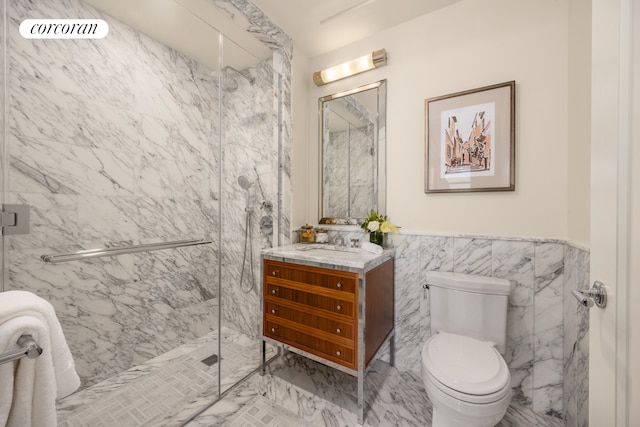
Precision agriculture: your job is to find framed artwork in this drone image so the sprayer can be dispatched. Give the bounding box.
[424,81,515,193]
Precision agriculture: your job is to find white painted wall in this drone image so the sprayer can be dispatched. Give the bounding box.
[567,0,591,248]
[293,0,591,242]
[291,42,311,229]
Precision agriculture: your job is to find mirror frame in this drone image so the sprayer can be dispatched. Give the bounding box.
[318,80,387,225]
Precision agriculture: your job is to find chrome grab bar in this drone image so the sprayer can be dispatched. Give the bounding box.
[0,334,43,365]
[41,238,212,264]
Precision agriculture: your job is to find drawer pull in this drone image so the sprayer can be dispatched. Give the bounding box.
[271,270,278,276]
[336,282,342,289]
[336,304,342,311]
[271,308,278,314]
[336,328,341,334]
[271,327,277,333]
[271,288,278,294]
[336,350,342,356]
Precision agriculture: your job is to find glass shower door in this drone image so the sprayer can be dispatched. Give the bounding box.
[218,35,280,395]
[1,0,223,424]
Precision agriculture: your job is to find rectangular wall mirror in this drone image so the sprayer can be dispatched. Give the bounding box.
[319,80,387,225]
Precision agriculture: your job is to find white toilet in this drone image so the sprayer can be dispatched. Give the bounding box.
[421,271,513,427]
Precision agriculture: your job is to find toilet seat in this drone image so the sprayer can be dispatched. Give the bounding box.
[422,332,511,404]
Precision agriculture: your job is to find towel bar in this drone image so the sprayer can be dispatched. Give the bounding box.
[0,334,43,365]
[41,237,213,264]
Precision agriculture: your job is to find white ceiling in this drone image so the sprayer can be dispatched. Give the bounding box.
[85,0,461,69]
[85,0,273,70]
[250,0,462,57]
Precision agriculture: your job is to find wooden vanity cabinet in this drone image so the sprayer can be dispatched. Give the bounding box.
[263,258,394,371]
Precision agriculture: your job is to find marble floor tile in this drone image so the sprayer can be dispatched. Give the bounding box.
[192,353,566,427]
[56,333,566,427]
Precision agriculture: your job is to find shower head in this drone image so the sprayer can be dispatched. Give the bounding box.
[222,77,238,93]
[223,66,255,85]
[238,176,253,190]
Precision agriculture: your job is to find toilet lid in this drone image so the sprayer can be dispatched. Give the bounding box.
[422,332,509,396]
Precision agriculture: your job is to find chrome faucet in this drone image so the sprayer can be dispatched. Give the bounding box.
[333,235,346,247]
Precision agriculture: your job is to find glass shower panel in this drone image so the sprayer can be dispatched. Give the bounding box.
[219,35,280,394]
[2,0,225,424]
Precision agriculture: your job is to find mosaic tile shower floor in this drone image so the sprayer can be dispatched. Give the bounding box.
[56,327,272,427]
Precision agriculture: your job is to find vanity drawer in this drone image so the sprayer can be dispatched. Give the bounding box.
[265,301,355,340]
[264,320,355,369]
[265,261,356,294]
[266,283,354,318]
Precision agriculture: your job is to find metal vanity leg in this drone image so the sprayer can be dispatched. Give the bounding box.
[389,331,396,367]
[357,370,365,424]
[261,339,266,375]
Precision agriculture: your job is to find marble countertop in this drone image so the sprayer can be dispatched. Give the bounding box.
[261,243,395,271]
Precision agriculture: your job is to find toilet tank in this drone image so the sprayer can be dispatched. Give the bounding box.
[426,271,513,354]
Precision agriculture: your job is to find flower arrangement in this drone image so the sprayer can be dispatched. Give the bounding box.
[360,211,399,246]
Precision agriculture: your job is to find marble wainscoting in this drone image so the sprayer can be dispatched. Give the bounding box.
[315,230,590,423]
[563,243,590,427]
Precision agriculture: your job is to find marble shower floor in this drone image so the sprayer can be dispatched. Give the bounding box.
[56,327,273,427]
[189,352,567,427]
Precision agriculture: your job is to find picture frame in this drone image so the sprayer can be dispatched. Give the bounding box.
[424,81,515,193]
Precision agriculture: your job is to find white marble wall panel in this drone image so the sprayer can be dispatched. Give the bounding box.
[574,249,591,427]
[392,235,453,371]
[220,59,280,339]
[492,240,535,406]
[563,245,590,427]
[533,242,565,417]
[453,237,492,275]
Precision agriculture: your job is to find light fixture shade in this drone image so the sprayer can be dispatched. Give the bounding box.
[313,49,387,86]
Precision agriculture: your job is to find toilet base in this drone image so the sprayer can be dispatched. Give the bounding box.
[424,369,511,427]
[431,404,506,427]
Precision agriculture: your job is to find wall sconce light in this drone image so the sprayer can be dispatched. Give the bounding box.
[313,49,387,86]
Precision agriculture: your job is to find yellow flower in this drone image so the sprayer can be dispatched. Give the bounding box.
[380,221,399,234]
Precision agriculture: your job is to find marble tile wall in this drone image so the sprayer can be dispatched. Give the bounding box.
[2,0,291,390]
[563,243,590,427]
[326,230,589,422]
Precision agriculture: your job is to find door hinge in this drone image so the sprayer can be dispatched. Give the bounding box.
[1,204,30,235]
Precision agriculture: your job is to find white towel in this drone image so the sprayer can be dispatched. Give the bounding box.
[361,241,384,255]
[0,291,80,427]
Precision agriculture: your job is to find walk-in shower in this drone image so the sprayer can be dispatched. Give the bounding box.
[0,0,287,425]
